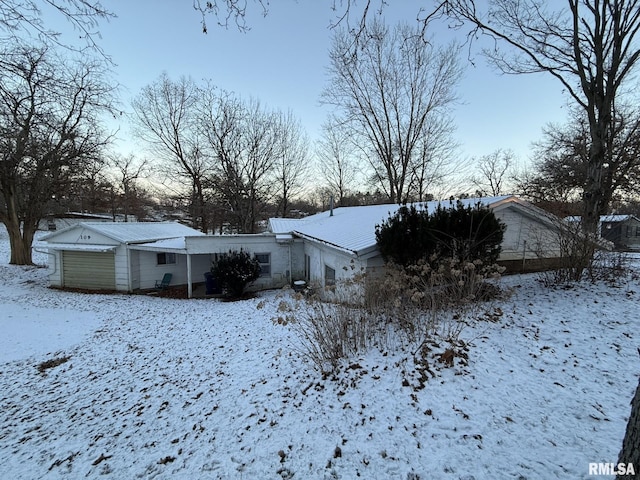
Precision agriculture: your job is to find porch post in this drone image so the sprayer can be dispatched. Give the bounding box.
[187,253,193,298]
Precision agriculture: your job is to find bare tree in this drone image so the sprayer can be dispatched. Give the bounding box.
[315,116,360,206]
[322,20,462,204]
[469,149,515,196]
[0,0,113,55]
[132,73,212,232]
[200,89,279,233]
[516,106,640,208]
[108,153,149,221]
[408,114,460,201]
[418,0,640,239]
[0,44,115,264]
[273,110,310,218]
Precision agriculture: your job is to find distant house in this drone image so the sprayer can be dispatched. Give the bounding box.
[38,212,114,232]
[566,214,640,251]
[38,196,570,297]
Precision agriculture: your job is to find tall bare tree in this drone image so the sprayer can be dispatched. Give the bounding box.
[315,116,360,206]
[0,44,114,264]
[322,20,462,204]
[420,0,640,238]
[273,110,309,218]
[200,89,279,233]
[516,106,640,206]
[108,153,149,222]
[470,149,515,196]
[132,73,212,232]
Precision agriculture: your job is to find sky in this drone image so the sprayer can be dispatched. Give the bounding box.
[46,1,570,179]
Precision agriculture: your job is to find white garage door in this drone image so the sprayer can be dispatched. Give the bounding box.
[62,251,116,290]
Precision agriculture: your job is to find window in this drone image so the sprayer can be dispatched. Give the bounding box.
[325,265,336,286]
[636,226,640,237]
[157,252,176,265]
[255,253,271,277]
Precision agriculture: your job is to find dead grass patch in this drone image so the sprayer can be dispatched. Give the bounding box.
[37,356,70,374]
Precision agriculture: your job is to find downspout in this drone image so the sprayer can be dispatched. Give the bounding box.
[126,244,132,292]
[288,243,292,286]
[32,247,57,275]
[187,252,193,299]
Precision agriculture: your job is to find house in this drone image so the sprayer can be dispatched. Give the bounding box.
[38,212,114,232]
[268,195,569,287]
[38,222,206,293]
[566,214,640,251]
[37,222,303,297]
[38,196,568,297]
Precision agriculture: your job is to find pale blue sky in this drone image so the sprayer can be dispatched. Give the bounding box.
[51,1,569,167]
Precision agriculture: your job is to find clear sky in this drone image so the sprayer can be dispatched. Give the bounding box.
[49,1,570,171]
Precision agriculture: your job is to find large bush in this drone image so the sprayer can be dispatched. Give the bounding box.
[375,200,506,267]
[211,250,261,298]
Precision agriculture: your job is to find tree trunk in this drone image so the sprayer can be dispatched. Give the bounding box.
[6,221,33,265]
[617,376,640,479]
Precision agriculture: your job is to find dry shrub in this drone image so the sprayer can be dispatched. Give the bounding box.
[287,255,505,372]
[291,301,374,371]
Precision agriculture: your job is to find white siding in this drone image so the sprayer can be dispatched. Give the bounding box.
[495,206,562,261]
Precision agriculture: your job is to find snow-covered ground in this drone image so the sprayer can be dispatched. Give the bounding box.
[0,226,638,480]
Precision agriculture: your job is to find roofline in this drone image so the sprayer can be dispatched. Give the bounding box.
[40,221,202,244]
[292,231,358,257]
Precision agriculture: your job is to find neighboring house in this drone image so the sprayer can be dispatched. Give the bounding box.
[38,212,114,232]
[38,196,569,297]
[566,214,640,251]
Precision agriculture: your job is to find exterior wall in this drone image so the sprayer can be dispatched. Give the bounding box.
[46,250,63,287]
[303,241,365,287]
[136,249,193,290]
[185,234,303,290]
[45,226,117,246]
[603,219,640,250]
[494,206,562,261]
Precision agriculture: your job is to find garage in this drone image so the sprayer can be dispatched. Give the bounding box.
[62,251,116,290]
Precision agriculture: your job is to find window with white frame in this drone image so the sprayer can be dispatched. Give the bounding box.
[325,265,336,286]
[157,252,176,265]
[255,253,271,277]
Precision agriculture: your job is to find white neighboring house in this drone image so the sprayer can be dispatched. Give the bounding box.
[269,195,567,288]
[38,212,114,232]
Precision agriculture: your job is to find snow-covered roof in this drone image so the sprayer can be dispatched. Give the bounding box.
[269,196,514,256]
[129,237,188,252]
[565,214,640,223]
[41,222,204,244]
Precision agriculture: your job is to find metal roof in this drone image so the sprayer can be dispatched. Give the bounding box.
[41,222,204,244]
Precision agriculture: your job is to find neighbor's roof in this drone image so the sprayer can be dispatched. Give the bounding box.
[565,214,640,223]
[269,195,514,256]
[41,222,204,244]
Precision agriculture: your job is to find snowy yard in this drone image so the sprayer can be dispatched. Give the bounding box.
[0,228,638,480]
